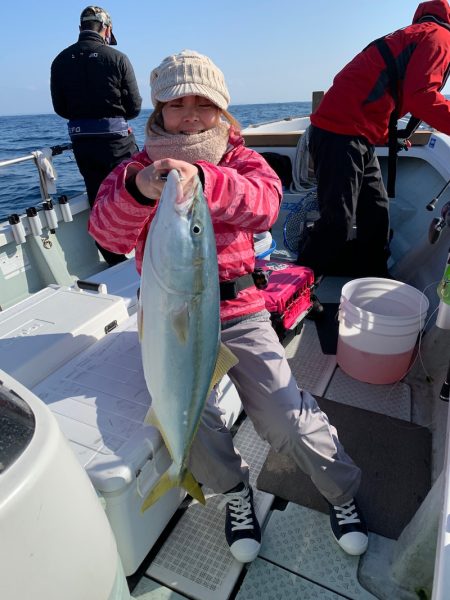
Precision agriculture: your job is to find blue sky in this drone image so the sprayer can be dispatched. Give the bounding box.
[0,1,445,116]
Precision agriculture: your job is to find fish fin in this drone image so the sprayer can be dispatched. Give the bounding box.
[144,407,177,462]
[209,343,239,392]
[172,303,189,344]
[144,406,158,426]
[141,468,205,512]
[183,471,206,505]
[137,303,143,342]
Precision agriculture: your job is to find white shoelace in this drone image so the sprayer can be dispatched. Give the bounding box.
[218,488,254,531]
[333,499,361,526]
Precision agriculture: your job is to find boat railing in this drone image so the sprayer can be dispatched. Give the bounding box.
[0,143,73,206]
[0,143,72,169]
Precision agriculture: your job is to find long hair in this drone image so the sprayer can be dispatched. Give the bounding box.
[145,101,241,136]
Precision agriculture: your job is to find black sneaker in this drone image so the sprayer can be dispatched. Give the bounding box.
[219,483,261,563]
[328,498,368,555]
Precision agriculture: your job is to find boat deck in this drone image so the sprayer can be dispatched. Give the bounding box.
[126,273,415,600]
[2,185,446,599]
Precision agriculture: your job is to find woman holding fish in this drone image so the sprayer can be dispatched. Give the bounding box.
[88,50,368,563]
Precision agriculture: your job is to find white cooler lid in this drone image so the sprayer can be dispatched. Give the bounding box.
[32,314,161,493]
[0,285,128,388]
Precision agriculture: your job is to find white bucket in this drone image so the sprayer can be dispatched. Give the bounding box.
[336,278,429,384]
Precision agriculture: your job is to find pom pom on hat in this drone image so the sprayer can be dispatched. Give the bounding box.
[150,50,230,110]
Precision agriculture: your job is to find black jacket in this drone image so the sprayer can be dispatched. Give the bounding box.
[50,31,142,121]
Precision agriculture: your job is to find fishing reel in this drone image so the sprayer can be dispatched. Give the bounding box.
[428,200,450,245]
[397,138,412,152]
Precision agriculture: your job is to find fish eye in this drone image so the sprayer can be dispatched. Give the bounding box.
[192,223,202,235]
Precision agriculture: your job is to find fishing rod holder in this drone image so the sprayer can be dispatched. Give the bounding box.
[8,214,26,244]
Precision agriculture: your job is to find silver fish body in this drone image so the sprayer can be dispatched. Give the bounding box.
[139,169,220,509]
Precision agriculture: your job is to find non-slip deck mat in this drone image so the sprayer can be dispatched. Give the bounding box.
[146,419,274,600]
[326,368,412,421]
[285,320,337,397]
[313,302,340,355]
[236,558,355,599]
[258,505,377,599]
[256,397,431,539]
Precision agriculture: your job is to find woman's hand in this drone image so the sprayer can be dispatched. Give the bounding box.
[135,159,199,199]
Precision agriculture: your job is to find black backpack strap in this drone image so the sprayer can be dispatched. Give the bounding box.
[374,38,401,198]
[371,37,424,197]
[219,274,255,301]
[397,116,422,140]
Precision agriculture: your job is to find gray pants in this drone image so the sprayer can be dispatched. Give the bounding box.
[189,317,361,506]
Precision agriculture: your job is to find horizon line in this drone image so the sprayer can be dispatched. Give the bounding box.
[0,100,313,119]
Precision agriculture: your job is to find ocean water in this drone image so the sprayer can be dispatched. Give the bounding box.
[0,102,311,221]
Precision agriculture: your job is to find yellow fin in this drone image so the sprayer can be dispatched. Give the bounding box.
[137,304,144,342]
[141,468,205,512]
[172,303,189,344]
[209,343,239,393]
[144,407,175,459]
[183,471,206,505]
[144,406,158,427]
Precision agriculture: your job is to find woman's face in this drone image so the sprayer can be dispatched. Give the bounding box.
[162,95,220,134]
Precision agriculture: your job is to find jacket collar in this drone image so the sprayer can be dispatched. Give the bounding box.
[78,30,106,45]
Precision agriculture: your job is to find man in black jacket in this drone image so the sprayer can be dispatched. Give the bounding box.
[51,6,142,265]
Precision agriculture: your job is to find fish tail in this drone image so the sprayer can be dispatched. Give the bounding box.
[141,467,205,513]
[182,471,206,505]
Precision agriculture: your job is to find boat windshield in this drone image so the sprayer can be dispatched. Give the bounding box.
[0,383,35,473]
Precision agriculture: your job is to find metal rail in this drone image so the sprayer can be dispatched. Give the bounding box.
[0,143,72,169]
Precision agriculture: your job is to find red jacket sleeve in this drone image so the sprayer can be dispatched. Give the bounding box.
[198,145,282,233]
[88,151,155,255]
[402,30,450,134]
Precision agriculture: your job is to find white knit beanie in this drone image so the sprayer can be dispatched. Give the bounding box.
[150,50,230,110]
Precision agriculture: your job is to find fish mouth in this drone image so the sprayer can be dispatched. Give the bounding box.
[174,180,201,215]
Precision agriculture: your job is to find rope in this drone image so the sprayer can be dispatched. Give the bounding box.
[290,125,316,193]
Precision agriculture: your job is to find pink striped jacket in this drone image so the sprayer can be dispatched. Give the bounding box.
[88,130,282,322]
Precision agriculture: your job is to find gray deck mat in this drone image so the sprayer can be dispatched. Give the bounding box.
[256,396,431,539]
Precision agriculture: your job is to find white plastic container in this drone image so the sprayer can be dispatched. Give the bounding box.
[33,314,243,575]
[0,369,130,600]
[0,284,128,388]
[336,277,429,384]
[436,299,450,329]
[254,231,276,260]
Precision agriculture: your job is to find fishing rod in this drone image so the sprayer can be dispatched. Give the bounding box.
[426,177,450,211]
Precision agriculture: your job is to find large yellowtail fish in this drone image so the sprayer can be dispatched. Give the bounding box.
[139,169,237,512]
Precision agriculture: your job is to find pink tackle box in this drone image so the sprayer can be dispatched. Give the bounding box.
[256,259,315,338]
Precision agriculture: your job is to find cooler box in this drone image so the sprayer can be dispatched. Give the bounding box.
[32,313,243,576]
[0,370,128,600]
[256,259,315,338]
[0,285,129,388]
[84,257,141,315]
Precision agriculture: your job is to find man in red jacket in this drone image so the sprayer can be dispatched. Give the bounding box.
[297,0,450,278]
